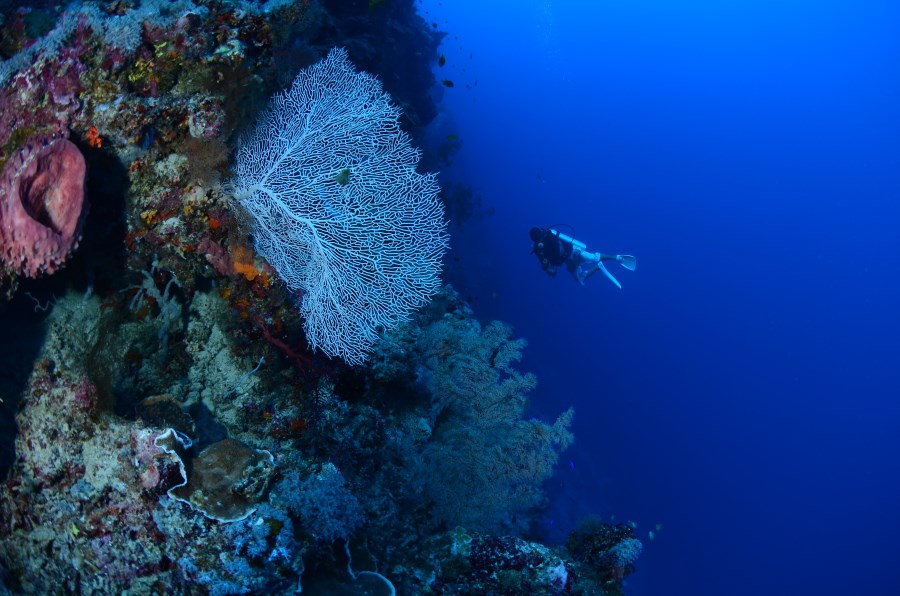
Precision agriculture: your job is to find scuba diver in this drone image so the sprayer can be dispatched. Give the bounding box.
[529,226,636,288]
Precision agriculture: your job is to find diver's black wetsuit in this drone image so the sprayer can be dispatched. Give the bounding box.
[529,227,572,276]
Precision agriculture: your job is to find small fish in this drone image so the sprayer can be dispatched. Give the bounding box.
[438,54,446,67]
[446,134,458,141]
[569,459,574,470]
[441,79,454,88]
[334,168,351,186]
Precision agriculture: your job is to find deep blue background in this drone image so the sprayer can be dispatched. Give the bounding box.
[418,1,900,594]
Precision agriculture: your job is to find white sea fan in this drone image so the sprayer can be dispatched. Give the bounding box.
[231,48,448,365]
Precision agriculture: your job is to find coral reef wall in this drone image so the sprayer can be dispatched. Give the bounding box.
[0,1,639,593]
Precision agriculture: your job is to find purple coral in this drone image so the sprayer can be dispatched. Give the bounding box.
[0,135,87,278]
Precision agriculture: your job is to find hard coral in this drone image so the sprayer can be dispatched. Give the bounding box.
[166,438,276,523]
[0,135,87,278]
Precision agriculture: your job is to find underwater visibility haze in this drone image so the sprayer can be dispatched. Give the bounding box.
[425,0,900,595]
[0,0,898,594]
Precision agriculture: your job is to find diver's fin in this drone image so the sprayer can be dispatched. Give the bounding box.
[598,261,622,289]
[616,255,636,271]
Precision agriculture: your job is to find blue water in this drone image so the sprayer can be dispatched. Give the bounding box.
[419,1,900,594]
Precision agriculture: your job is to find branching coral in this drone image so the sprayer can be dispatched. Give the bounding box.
[415,318,574,533]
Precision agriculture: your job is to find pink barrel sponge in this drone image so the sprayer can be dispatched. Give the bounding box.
[0,135,87,278]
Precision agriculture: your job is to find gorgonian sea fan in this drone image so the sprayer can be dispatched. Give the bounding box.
[231,48,448,365]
